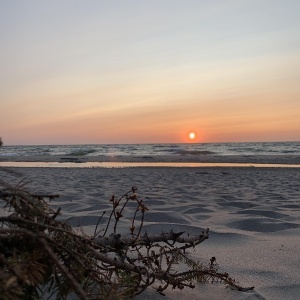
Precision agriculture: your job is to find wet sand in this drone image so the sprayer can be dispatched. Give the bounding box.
[1,153,300,165]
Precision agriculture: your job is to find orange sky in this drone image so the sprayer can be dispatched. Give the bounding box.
[1,1,300,145]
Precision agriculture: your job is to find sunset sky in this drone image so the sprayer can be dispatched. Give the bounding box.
[1,1,300,145]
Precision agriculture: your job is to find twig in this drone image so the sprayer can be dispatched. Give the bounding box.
[93,210,106,238]
[39,237,89,300]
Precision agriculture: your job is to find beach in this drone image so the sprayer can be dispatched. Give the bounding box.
[2,0,300,297]
[1,155,300,299]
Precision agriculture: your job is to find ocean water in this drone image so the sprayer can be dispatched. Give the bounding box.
[0,142,299,158]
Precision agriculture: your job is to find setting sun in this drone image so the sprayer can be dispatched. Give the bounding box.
[188,132,196,141]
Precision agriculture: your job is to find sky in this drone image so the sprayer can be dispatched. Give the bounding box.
[1,0,300,145]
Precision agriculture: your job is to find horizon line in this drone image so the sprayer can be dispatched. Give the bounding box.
[2,140,299,147]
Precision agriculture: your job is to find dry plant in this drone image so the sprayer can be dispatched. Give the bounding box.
[0,171,254,299]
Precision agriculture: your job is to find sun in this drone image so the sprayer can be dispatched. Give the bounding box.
[188,131,196,141]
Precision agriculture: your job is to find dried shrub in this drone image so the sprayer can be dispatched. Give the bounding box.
[0,178,253,299]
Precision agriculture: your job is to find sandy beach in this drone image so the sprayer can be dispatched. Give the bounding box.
[1,156,300,299]
[2,0,300,298]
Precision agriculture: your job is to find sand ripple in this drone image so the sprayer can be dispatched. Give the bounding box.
[2,166,300,300]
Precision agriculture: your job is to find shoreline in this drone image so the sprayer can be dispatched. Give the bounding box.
[1,161,300,168]
[1,154,300,165]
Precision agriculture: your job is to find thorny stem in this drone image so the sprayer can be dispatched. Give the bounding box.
[113,188,136,234]
[93,210,106,238]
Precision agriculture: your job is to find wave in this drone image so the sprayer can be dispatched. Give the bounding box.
[177,150,215,155]
[1,142,299,157]
[66,149,97,156]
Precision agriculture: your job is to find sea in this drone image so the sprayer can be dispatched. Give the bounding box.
[0,142,299,158]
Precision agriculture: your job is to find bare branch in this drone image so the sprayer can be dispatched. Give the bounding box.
[0,184,253,299]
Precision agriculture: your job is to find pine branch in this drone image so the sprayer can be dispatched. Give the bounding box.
[0,182,253,299]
